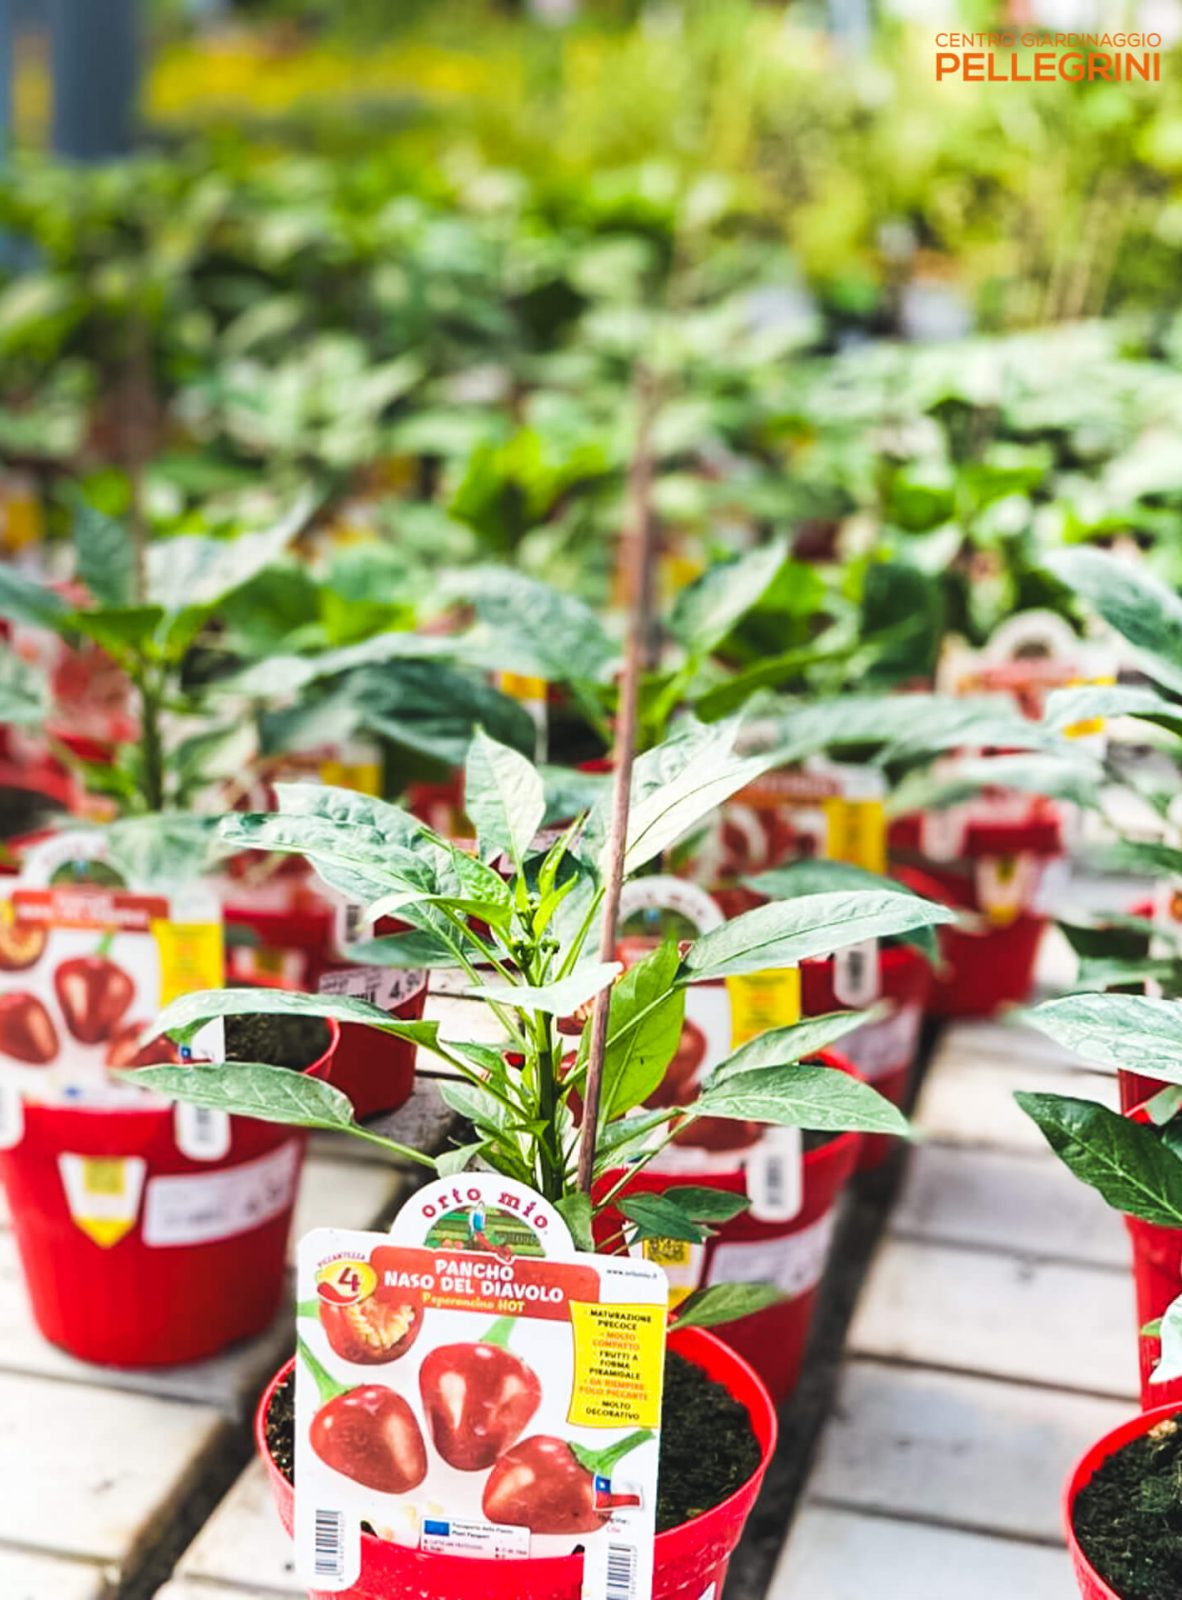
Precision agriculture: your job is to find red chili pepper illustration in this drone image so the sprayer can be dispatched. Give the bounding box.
[482,1430,652,1535]
[54,939,134,1045]
[0,992,58,1064]
[104,1023,180,1071]
[419,1318,542,1471]
[318,1291,422,1366]
[300,1339,427,1495]
[0,920,47,973]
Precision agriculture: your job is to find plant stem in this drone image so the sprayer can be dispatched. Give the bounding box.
[577,366,661,1196]
[135,661,167,813]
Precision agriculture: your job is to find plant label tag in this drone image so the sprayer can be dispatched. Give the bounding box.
[920,806,967,862]
[174,1102,233,1162]
[0,1082,25,1149]
[59,1153,146,1248]
[318,965,427,1014]
[975,854,1036,926]
[0,878,222,1102]
[833,939,881,1008]
[293,1176,668,1600]
[726,966,801,1048]
[745,1126,803,1223]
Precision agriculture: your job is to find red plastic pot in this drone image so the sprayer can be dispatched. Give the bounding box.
[598,1051,862,1406]
[801,942,931,1170]
[257,1324,776,1600]
[1065,1400,1179,1598]
[889,806,1062,1018]
[315,970,428,1121]
[1125,1214,1182,1411]
[0,759,80,871]
[0,1022,339,1368]
[224,897,338,990]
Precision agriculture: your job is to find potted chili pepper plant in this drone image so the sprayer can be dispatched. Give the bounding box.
[133,714,954,1596]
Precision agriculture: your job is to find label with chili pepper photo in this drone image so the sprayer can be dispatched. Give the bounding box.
[294,1175,668,1599]
[0,866,222,1108]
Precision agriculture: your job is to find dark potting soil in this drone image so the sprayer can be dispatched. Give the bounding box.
[1074,1413,1182,1600]
[0,786,63,841]
[225,1012,330,1072]
[266,1349,760,1535]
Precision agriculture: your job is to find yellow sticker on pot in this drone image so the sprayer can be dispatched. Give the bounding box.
[152,920,224,1006]
[726,966,801,1048]
[824,797,887,874]
[568,1301,666,1429]
[59,1154,146,1249]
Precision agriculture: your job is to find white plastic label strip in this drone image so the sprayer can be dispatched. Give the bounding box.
[142,1138,301,1247]
[707,1208,837,1299]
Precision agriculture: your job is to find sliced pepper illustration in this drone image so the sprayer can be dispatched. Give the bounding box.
[419,1317,542,1471]
[298,1290,422,1366]
[300,1338,427,1495]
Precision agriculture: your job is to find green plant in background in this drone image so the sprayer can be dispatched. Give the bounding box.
[132,723,953,1258]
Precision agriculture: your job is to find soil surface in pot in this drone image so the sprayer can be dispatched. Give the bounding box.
[225,1013,330,1071]
[0,786,63,841]
[1075,1412,1182,1600]
[266,1348,760,1535]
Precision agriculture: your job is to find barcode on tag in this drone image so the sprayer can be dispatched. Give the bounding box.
[606,1544,638,1599]
[314,1509,344,1579]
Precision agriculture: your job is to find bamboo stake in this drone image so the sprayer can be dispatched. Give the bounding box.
[577,367,660,1195]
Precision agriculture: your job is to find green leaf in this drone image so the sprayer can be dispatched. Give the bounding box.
[1045,684,1182,737]
[465,729,545,866]
[1015,1091,1182,1228]
[706,1010,886,1086]
[663,1185,750,1223]
[146,494,315,615]
[345,931,463,969]
[556,1192,595,1252]
[888,753,1102,818]
[674,1282,784,1329]
[272,783,425,847]
[1045,547,1182,695]
[72,496,134,607]
[125,1061,359,1131]
[1025,994,1182,1084]
[153,986,443,1050]
[682,891,953,983]
[594,942,686,1122]
[66,605,165,654]
[104,814,228,887]
[0,648,47,725]
[696,1064,910,1136]
[592,1108,674,1169]
[123,1061,431,1165]
[618,722,770,874]
[670,540,786,656]
[435,1143,485,1178]
[468,962,620,1017]
[0,564,70,630]
[618,1193,708,1244]
[446,567,618,685]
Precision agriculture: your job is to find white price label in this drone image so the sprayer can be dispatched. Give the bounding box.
[142,1138,301,1247]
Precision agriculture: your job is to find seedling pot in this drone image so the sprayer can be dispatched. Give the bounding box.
[1064,1400,1180,1599]
[257,1325,777,1600]
[314,969,427,1120]
[598,1052,862,1405]
[890,807,1062,1017]
[801,942,930,1170]
[0,1021,339,1367]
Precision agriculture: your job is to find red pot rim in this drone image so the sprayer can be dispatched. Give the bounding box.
[0,758,78,814]
[1064,1399,1182,1599]
[256,1322,777,1581]
[21,1017,340,1135]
